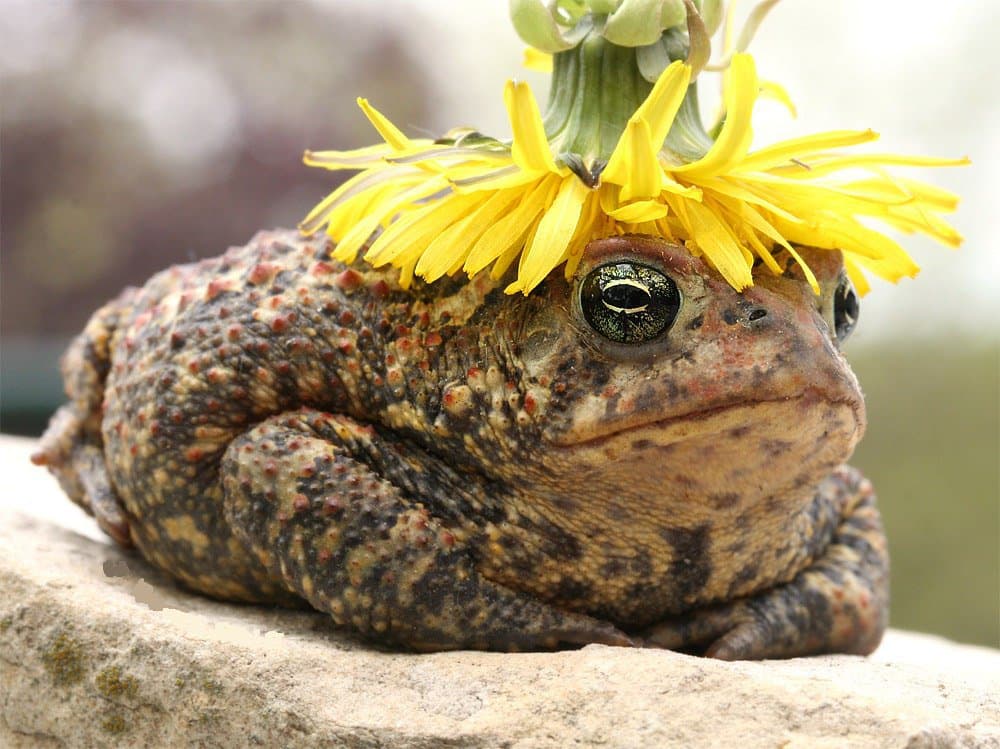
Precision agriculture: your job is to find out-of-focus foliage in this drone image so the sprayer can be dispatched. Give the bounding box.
[850,344,999,648]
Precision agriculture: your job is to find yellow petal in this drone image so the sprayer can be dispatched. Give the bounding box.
[639,61,693,148]
[299,167,426,236]
[673,198,753,290]
[758,79,797,118]
[515,176,590,293]
[695,176,803,224]
[841,177,961,212]
[659,171,703,198]
[608,199,670,222]
[741,227,784,275]
[769,153,970,180]
[323,181,412,241]
[605,117,661,202]
[780,243,821,294]
[357,97,412,151]
[882,205,964,247]
[416,189,524,282]
[842,255,872,296]
[450,164,542,192]
[788,215,919,279]
[332,175,449,263]
[842,228,920,282]
[675,53,758,179]
[413,212,481,282]
[464,177,556,275]
[366,190,481,268]
[733,129,879,173]
[563,193,603,279]
[740,173,913,222]
[523,47,553,72]
[504,80,558,174]
[303,144,395,170]
[605,61,691,184]
[714,193,793,253]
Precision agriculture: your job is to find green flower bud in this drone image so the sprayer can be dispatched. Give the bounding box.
[510,0,693,51]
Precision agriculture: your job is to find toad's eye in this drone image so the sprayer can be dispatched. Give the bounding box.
[580,262,680,344]
[833,273,859,344]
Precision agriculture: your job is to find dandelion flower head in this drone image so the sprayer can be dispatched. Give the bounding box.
[301,0,967,297]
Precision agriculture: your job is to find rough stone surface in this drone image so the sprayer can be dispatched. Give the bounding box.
[2,434,998,748]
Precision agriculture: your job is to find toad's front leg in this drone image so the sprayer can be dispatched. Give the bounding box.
[642,466,889,659]
[221,408,632,651]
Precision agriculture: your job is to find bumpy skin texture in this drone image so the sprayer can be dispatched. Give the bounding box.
[35,229,888,656]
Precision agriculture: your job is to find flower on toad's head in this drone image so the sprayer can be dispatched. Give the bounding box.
[300,0,967,296]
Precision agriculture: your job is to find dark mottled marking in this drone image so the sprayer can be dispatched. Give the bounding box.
[687,314,704,330]
[727,561,761,597]
[552,495,580,513]
[553,576,593,603]
[708,492,741,510]
[673,474,698,489]
[600,559,626,577]
[634,383,661,414]
[724,540,747,555]
[626,554,653,578]
[606,502,630,521]
[659,524,712,604]
[722,308,738,325]
[555,356,578,377]
[580,358,611,389]
[602,390,622,419]
[408,563,455,617]
[734,511,752,531]
[771,543,792,560]
[761,438,793,457]
[792,472,814,490]
[526,517,583,562]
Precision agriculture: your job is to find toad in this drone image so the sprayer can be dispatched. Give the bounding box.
[34,229,887,657]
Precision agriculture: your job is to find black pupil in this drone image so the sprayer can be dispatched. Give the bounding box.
[833,277,859,342]
[603,282,650,312]
[580,262,680,344]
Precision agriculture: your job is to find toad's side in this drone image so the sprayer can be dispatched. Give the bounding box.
[35,229,888,656]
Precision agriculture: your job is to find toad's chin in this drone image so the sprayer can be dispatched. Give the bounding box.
[545,392,864,511]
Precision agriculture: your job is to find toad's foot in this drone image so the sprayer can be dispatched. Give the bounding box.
[221,408,633,652]
[641,467,888,659]
[32,405,132,548]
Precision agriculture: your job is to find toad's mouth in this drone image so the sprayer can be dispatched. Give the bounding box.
[548,390,865,450]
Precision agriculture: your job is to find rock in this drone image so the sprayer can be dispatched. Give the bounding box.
[1,434,998,748]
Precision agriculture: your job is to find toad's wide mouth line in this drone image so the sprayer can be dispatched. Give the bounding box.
[550,391,864,449]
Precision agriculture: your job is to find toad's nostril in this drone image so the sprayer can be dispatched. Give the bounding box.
[748,308,768,322]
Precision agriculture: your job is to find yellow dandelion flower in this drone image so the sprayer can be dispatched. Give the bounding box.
[301,0,967,296]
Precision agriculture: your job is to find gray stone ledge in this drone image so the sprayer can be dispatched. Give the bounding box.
[2,434,998,748]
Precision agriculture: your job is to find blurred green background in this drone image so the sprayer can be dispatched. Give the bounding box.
[1,1,997,648]
[849,345,998,647]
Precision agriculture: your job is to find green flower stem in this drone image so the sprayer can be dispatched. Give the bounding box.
[544,34,651,173]
[542,30,714,181]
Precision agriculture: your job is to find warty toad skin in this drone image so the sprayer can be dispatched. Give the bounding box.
[35,229,888,657]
